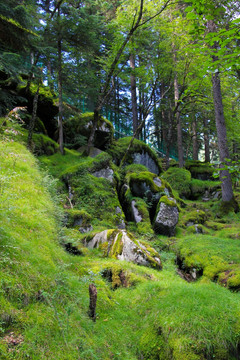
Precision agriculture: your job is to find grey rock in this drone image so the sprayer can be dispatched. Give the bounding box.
[116,206,122,214]
[132,152,159,175]
[131,200,142,223]
[79,225,93,234]
[194,224,203,234]
[78,146,103,158]
[83,229,162,269]
[117,220,126,230]
[153,177,162,188]
[92,167,114,183]
[154,198,179,236]
[164,187,170,196]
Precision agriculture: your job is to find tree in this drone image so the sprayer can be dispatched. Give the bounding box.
[185,0,239,204]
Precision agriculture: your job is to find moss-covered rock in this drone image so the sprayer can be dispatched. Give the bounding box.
[17,82,58,138]
[185,160,214,180]
[190,179,221,200]
[64,112,114,150]
[153,196,179,236]
[31,133,59,156]
[162,167,192,198]
[108,137,162,174]
[83,229,162,269]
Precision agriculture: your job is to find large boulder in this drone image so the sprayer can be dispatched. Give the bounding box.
[153,196,179,236]
[121,168,172,222]
[108,137,162,175]
[83,229,162,269]
[64,112,114,150]
[185,160,214,181]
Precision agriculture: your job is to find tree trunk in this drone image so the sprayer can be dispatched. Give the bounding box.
[203,117,210,163]
[130,53,138,138]
[212,71,234,202]
[165,109,173,169]
[192,117,198,160]
[57,8,64,155]
[27,84,40,151]
[207,19,234,202]
[174,73,184,167]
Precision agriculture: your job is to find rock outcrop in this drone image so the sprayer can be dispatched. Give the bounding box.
[153,196,179,236]
[83,229,162,269]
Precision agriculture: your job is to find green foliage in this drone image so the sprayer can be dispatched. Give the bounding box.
[212,159,240,189]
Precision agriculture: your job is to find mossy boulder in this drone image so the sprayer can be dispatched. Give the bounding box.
[17,82,58,138]
[108,137,162,174]
[31,133,59,156]
[64,112,114,150]
[162,167,192,199]
[153,196,179,236]
[185,160,214,181]
[121,168,172,222]
[190,179,221,200]
[60,152,125,229]
[83,229,162,269]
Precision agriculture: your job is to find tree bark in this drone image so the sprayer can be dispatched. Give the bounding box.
[207,20,234,202]
[203,117,210,163]
[130,53,138,138]
[27,84,40,151]
[88,284,97,322]
[212,71,234,202]
[192,117,198,160]
[174,73,184,167]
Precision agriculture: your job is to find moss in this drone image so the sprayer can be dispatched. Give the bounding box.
[185,160,214,176]
[219,198,239,215]
[159,195,177,208]
[64,209,91,227]
[139,326,168,360]
[31,133,59,156]
[182,209,207,226]
[162,167,192,198]
[109,232,124,259]
[124,163,149,174]
[133,198,154,235]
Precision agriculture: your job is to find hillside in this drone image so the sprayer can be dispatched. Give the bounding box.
[0,118,240,360]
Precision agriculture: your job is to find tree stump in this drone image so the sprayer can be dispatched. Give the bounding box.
[88,284,97,321]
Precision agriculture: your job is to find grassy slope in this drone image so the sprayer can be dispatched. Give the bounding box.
[1,132,240,359]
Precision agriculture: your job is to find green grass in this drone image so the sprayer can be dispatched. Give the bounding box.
[1,127,240,359]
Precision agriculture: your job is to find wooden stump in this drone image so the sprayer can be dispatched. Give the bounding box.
[88,284,97,321]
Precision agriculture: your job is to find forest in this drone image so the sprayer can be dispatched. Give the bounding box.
[0,0,240,359]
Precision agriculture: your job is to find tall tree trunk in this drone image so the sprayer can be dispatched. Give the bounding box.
[212,71,234,202]
[207,20,234,202]
[57,8,64,155]
[165,109,173,169]
[174,73,184,167]
[203,117,210,163]
[27,83,40,151]
[192,117,198,160]
[130,53,138,138]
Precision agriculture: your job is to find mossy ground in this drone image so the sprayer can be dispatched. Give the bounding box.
[1,121,240,359]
